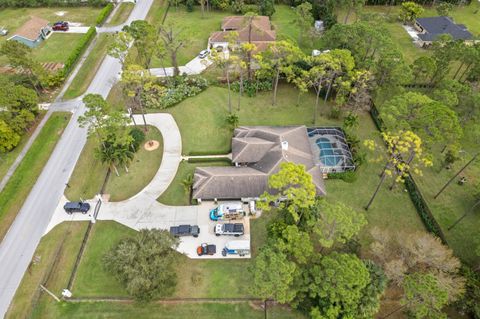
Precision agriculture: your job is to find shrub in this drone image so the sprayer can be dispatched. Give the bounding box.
[129,127,146,151]
[96,3,114,26]
[328,171,357,183]
[242,4,259,14]
[231,79,272,97]
[143,76,208,109]
[59,26,96,79]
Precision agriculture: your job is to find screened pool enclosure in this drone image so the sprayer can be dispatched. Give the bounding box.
[307,127,355,173]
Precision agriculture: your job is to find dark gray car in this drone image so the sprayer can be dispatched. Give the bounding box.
[63,201,90,214]
[170,224,200,238]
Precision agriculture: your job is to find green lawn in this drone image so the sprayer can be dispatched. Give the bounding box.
[106,3,135,27]
[32,302,305,319]
[66,125,163,202]
[32,33,85,64]
[0,112,46,181]
[63,34,113,99]
[157,160,230,206]
[6,222,89,319]
[0,112,70,241]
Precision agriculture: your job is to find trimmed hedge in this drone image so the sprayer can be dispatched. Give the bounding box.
[327,171,357,183]
[187,157,232,164]
[188,149,231,156]
[59,26,97,79]
[96,2,114,26]
[0,0,106,7]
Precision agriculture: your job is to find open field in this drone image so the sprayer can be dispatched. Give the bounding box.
[33,33,84,64]
[66,125,163,202]
[6,222,89,319]
[0,112,70,241]
[106,3,135,27]
[63,34,113,99]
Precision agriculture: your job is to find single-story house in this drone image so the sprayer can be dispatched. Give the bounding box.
[192,126,326,202]
[208,16,276,53]
[8,16,51,48]
[414,16,473,46]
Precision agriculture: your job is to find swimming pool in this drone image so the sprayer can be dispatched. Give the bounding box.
[316,137,342,166]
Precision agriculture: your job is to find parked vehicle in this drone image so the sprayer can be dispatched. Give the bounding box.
[197,243,216,256]
[248,200,256,215]
[214,223,244,237]
[198,49,209,59]
[52,21,69,31]
[170,224,200,238]
[63,201,90,214]
[209,202,245,221]
[222,240,250,257]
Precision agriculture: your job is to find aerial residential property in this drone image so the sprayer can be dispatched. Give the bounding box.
[0,0,479,318]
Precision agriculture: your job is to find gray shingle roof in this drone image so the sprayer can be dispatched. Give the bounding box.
[416,16,473,41]
[192,126,326,200]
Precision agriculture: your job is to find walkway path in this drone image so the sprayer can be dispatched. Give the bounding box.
[46,113,251,260]
[0,0,154,316]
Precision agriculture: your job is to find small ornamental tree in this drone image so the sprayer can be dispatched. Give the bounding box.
[108,31,133,65]
[259,162,316,223]
[364,131,432,210]
[294,2,314,43]
[403,273,449,319]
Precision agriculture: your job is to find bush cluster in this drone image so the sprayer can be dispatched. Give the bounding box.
[143,76,208,109]
[231,79,272,97]
[59,26,96,79]
[328,171,357,183]
[129,127,146,151]
[96,3,114,26]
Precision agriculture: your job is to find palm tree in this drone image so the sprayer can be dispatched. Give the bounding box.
[181,174,194,198]
[95,144,120,177]
[115,144,135,173]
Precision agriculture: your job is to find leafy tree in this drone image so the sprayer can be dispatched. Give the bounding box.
[403,273,449,319]
[399,1,424,24]
[412,56,437,84]
[123,20,157,68]
[309,199,367,249]
[436,2,454,17]
[294,2,314,43]
[250,244,298,303]
[258,0,275,17]
[108,31,133,65]
[358,261,387,318]
[211,46,235,112]
[274,225,313,264]
[158,22,188,76]
[0,120,20,153]
[337,0,366,24]
[96,141,121,176]
[306,252,371,319]
[78,94,110,144]
[103,229,179,301]
[364,131,432,210]
[115,144,134,173]
[259,162,316,223]
[121,64,153,128]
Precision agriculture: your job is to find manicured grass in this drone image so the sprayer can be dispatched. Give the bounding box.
[33,33,85,64]
[63,34,113,99]
[157,160,230,206]
[105,127,163,201]
[106,3,135,27]
[6,222,89,319]
[66,126,163,202]
[0,112,70,241]
[146,0,168,26]
[73,221,253,298]
[0,112,46,181]
[33,301,305,319]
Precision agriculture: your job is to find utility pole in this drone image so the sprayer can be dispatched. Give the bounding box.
[434,152,479,199]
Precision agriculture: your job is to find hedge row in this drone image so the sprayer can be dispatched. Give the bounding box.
[187,157,232,164]
[188,149,231,156]
[96,2,114,26]
[0,0,106,7]
[369,102,448,245]
[59,26,96,79]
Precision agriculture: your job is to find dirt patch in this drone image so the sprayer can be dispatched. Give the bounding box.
[144,140,160,151]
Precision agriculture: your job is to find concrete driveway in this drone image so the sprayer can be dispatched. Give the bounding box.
[150,55,213,77]
[45,113,251,259]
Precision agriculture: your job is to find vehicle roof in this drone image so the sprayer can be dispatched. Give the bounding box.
[225,240,250,250]
[64,202,82,208]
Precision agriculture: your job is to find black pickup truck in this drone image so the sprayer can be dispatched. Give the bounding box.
[170,225,200,238]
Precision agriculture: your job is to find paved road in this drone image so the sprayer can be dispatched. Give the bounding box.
[0,0,153,317]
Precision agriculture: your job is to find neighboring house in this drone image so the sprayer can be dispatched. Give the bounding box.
[208,16,276,53]
[8,16,51,48]
[414,16,473,46]
[192,126,326,202]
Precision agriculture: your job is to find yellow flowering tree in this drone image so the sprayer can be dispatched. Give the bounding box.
[364,130,432,210]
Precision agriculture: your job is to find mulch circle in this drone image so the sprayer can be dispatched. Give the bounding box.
[144,140,160,151]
